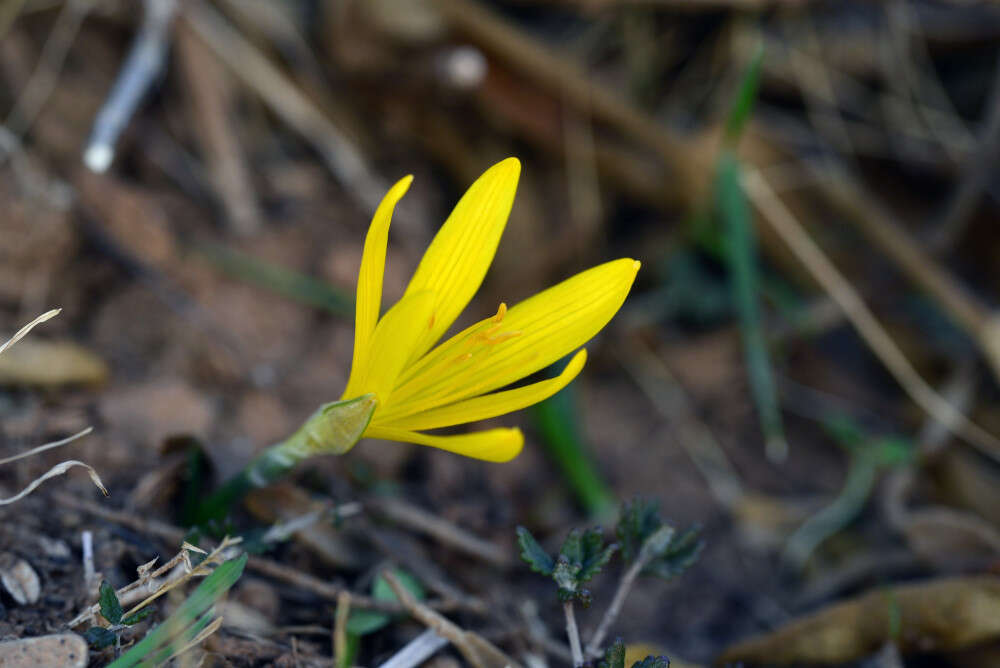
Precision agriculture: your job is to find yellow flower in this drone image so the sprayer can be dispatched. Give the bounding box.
[341,158,639,462]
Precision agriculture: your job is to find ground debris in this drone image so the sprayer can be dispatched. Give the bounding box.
[0,633,87,668]
[718,576,1000,666]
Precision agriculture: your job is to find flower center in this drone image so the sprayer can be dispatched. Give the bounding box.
[452,303,521,363]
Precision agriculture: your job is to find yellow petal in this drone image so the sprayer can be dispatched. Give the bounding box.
[345,175,413,395]
[364,425,524,462]
[401,158,520,365]
[378,349,586,431]
[343,290,434,403]
[386,258,639,419]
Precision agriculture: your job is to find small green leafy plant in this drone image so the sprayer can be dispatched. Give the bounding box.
[82,581,155,655]
[518,496,701,667]
[596,639,670,668]
[517,526,617,607]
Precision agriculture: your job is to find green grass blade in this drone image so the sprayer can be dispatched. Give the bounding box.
[109,554,247,668]
[724,42,764,147]
[195,244,354,316]
[531,369,616,517]
[717,153,787,462]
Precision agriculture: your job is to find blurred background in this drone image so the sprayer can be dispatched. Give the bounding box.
[3,0,1000,665]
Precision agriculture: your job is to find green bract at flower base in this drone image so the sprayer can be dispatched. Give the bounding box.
[200,158,638,521]
[198,395,375,523]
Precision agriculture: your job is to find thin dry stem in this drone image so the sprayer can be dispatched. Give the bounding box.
[585,558,645,659]
[0,308,60,355]
[56,493,463,614]
[563,601,583,668]
[0,426,92,466]
[742,167,1000,461]
[0,458,106,506]
[333,592,351,668]
[181,1,388,215]
[382,569,522,668]
[370,496,511,568]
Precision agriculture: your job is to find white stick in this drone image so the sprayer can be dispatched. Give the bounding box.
[82,530,95,591]
[563,601,583,667]
[377,629,450,668]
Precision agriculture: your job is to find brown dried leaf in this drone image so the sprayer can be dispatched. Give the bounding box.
[0,339,108,387]
[719,576,1000,666]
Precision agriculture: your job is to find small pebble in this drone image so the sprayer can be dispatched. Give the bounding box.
[0,633,88,668]
[0,556,40,605]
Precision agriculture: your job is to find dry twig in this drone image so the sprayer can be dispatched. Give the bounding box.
[742,168,1000,461]
[57,494,467,614]
[382,569,522,668]
[369,496,512,569]
[181,1,390,215]
[174,19,262,235]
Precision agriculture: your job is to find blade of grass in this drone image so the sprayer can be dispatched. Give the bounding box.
[724,41,764,149]
[783,419,912,567]
[718,154,787,462]
[531,362,616,518]
[109,553,247,668]
[195,243,353,316]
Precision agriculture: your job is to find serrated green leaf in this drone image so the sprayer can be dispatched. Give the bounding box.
[644,526,704,581]
[551,528,617,603]
[639,525,676,563]
[597,638,626,668]
[616,497,662,563]
[99,580,123,625]
[631,655,671,668]
[579,532,617,583]
[121,606,155,626]
[83,626,117,649]
[558,528,584,566]
[516,526,554,576]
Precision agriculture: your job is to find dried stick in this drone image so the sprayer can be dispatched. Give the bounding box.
[932,50,1000,251]
[174,19,262,235]
[617,341,744,510]
[181,1,389,215]
[382,569,522,668]
[808,162,1000,386]
[0,427,92,466]
[563,601,583,667]
[333,591,351,668]
[369,496,511,568]
[431,0,702,199]
[0,308,60,355]
[584,558,645,659]
[57,493,468,614]
[742,168,1000,461]
[3,0,93,143]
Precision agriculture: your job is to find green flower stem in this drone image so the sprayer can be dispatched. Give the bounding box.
[197,395,376,524]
